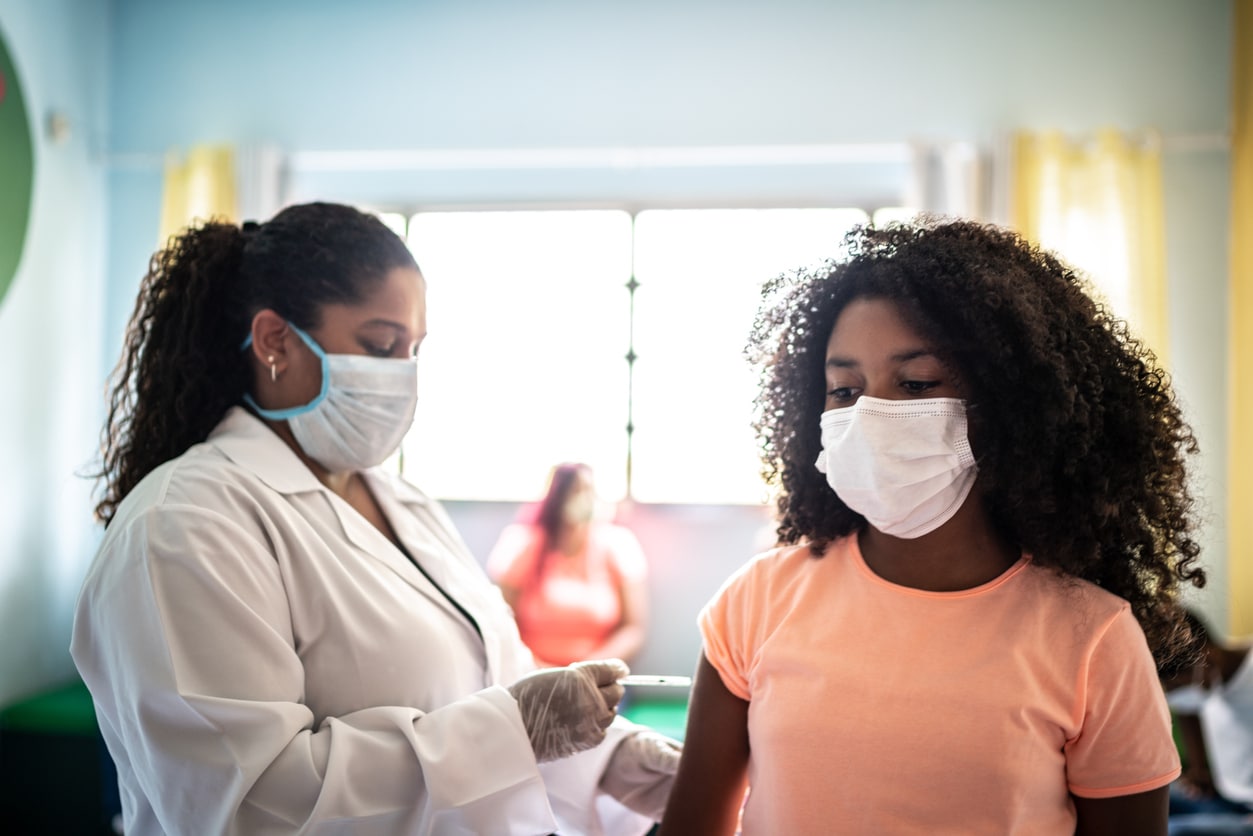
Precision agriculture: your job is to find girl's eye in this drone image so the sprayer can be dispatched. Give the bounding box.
[362,342,396,358]
[828,386,860,403]
[901,380,940,394]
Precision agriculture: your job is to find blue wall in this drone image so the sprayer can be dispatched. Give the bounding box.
[108,0,1225,148]
[0,0,110,705]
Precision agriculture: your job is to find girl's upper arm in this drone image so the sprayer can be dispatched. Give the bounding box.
[1072,786,1169,836]
[657,652,750,836]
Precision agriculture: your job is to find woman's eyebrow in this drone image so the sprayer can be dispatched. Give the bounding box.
[360,318,407,331]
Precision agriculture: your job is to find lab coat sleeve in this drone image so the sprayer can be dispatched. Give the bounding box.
[71,503,558,836]
[540,717,656,836]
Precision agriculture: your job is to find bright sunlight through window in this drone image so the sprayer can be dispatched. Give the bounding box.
[402,210,633,501]
[629,208,869,503]
[391,206,876,504]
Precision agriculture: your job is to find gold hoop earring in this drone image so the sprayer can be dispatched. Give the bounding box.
[267,355,277,383]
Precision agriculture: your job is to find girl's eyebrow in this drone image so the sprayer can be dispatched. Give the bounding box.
[892,349,936,363]
[826,348,936,369]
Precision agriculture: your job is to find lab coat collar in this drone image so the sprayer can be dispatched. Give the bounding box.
[381,469,432,508]
[209,406,429,506]
[211,407,486,658]
[210,407,442,594]
[365,469,499,675]
[210,406,325,495]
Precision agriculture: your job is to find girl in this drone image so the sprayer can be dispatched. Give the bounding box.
[659,218,1205,835]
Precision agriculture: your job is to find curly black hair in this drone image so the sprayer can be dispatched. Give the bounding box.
[747,217,1204,664]
[92,202,418,526]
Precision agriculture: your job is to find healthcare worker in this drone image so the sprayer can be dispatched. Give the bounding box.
[71,202,679,835]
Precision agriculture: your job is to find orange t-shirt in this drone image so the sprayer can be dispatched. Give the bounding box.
[487,522,647,666]
[699,536,1180,835]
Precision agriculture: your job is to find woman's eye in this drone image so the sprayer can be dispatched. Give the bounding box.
[901,380,940,394]
[828,386,859,403]
[362,342,395,358]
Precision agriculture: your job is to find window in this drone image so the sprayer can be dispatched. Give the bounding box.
[629,208,868,503]
[387,206,898,504]
[402,210,633,501]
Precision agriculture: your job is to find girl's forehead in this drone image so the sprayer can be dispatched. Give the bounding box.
[827,298,930,350]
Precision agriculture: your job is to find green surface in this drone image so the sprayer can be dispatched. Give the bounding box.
[621,696,688,742]
[0,680,99,736]
[0,25,35,309]
[0,679,684,741]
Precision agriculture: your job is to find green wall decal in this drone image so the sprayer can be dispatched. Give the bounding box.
[0,27,34,309]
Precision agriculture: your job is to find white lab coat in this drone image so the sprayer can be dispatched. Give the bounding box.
[70,407,653,835]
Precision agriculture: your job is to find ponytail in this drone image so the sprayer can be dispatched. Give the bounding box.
[94,221,252,525]
[93,202,419,525]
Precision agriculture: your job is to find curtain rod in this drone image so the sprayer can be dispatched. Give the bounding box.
[286,143,914,172]
[103,143,911,171]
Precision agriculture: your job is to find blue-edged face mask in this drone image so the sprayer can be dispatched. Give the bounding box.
[243,323,418,472]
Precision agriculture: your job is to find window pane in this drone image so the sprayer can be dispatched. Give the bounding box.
[402,210,633,500]
[630,208,869,504]
[374,211,409,239]
[872,206,918,227]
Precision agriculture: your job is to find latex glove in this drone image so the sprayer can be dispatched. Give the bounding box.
[598,729,682,820]
[508,658,629,763]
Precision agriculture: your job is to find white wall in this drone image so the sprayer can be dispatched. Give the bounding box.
[0,0,109,705]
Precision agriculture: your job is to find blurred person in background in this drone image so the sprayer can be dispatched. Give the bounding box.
[1161,608,1253,835]
[489,463,650,668]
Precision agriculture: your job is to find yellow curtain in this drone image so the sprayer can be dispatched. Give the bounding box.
[1231,1,1253,637]
[158,145,238,246]
[1011,129,1168,362]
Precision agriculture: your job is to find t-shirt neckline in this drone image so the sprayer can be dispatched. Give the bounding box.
[847,534,1031,599]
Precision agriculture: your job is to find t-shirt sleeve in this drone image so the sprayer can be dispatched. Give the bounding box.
[485,524,541,588]
[1064,605,1182,798]
[697,557,767,702]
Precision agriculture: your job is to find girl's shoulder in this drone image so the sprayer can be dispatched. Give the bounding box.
[751,536,851,570]
[1015,560,1131,617]
[719,537,848,598]
[1007,561,1137,646]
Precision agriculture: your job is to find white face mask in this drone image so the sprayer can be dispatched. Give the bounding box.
[815,396,978,538]
[244,324,418,473]
[563,492,596,524]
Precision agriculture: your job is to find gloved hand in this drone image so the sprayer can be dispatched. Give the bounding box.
[598,729,683,820]
[508,658,629,763]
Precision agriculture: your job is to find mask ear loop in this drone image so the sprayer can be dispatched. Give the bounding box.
[240,324,330,420]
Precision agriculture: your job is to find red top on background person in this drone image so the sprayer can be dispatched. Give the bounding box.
[489,463,649,668]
